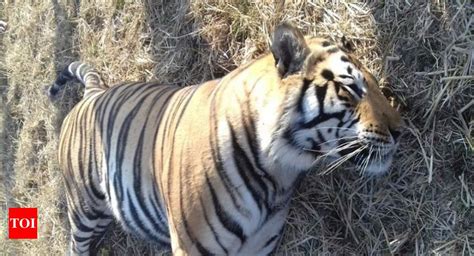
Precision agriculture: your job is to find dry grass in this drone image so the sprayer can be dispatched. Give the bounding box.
[1,0,472,255]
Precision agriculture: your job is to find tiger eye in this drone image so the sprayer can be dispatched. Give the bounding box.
[380,86,394,98]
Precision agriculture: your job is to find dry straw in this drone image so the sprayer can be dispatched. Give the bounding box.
[1,0,472,255]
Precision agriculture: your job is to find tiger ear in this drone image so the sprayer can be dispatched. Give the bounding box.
[271,22,310,77]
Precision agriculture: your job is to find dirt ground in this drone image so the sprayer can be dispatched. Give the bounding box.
[1,0,472,255]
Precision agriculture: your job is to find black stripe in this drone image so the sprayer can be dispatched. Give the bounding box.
[301,110,346,129]
[296,79,312,113]
[150,86,178,202]
[162,88,185,216]
[87,102,105,201]
[339,74,353,79]
[131,110,169,236]
[208,85,248,216]
[63,111,88,206]
[111,91,141,200]
[228,123,268,211]
[95,88,120,192]
[164,87,207,252]
[308,138,321,152]
[71,210,96,232]
[136,89,172,232]
[240,101,277,202]
[164,88,193,209]
[110,84,148,201]
[76,103,98,205]
[337,95,350,102]
[283,128,300,149]
[112,173,122,201]
[208,126,248,214]
[72,246,88,254]
[200,196,228,254]
[337,111,348,130]
[271,78,312,159]
[72,234,91,243]
[263,234,279,248]
[85,104,105,202]
[205,173,246,242]
[147,87,176,222]
[316,130,326,143]
[125,193,169,245]
[104,84,138,161]
[315,84,327,114]
[334,81,341,94]
[176,145,212,255]
[195,241,214,256]
[346,113,360,130]
[344,83,363,98]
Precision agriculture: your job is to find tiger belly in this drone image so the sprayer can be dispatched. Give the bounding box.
[104,160,171,246]
[94,83,184,247]
[168,205,288,255]
[236,209,288,255]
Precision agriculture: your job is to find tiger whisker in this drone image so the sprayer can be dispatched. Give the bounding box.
[378,149,382,174]
[361,145,373,175]
[322,140,362,156]
[358,147,368,175]
[312,141,365,168]
[321,145,367,175]
[316,135,359,145]
[301,135,360,151]
[304,138,360,155]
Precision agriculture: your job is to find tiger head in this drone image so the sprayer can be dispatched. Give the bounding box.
[267,23,402,176]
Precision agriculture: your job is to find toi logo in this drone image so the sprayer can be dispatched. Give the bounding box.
[8,208,38,239]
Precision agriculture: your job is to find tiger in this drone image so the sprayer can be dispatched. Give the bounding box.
[50,23,402,255]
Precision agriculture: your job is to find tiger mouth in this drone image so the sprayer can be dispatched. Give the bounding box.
[352,148,392,163]
[337,140,395,166]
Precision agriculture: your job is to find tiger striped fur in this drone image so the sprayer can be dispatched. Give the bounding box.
[51,23,402,255]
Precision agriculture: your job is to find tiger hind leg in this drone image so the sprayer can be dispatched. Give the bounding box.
[66,197,113,256]
[89,214,114,254]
